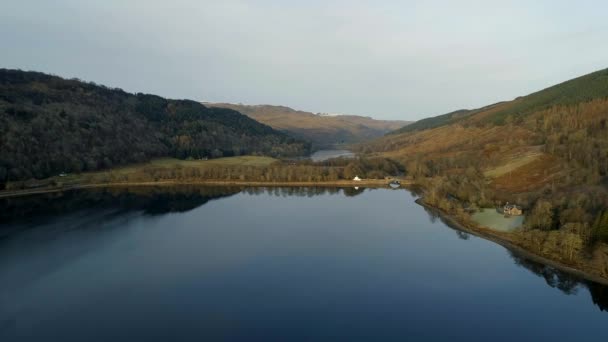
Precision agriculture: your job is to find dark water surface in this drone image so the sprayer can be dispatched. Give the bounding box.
[1,186,607,341]
[309,149,354,162]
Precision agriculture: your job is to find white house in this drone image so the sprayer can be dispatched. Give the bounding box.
[353,176,362,181]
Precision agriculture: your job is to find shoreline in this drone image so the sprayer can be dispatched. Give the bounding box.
[414,198,608,286]
[0,179,407,199]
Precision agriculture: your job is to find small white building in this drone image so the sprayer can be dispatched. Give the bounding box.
[353,176,362,181]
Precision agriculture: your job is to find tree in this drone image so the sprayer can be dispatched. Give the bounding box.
[592,211,608,243]
[527,199,554,230]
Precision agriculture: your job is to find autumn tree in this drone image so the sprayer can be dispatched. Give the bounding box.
[526,199,554,230]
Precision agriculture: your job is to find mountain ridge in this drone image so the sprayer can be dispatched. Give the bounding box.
[390,67,608,135]
[206,102,411,148]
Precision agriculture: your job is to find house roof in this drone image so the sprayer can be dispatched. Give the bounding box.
[504,204,522,210]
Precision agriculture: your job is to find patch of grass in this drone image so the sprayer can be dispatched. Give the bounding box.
[46,156,279,185]
[472,209,524,232]
[484,152,542,178]
[490,154,564,193]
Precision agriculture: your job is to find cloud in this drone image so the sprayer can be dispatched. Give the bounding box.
[2,0,607,120]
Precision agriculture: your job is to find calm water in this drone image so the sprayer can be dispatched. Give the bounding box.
[1,186,607,341]
[310,149,354,162]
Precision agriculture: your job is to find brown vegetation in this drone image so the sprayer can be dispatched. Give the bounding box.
[207,103,410,148]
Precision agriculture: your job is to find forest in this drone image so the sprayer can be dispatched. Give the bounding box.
[0,69,310,187]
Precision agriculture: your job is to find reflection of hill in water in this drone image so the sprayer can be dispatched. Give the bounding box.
[421,203,608,312]
[0,186,244,225]
[0,186,372,226]
[509,252,608,312]
[2,185,607,312]
[241,186,366,197]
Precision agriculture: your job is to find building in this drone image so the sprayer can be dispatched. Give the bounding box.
[353,176,362,181]
[503,202,523,216]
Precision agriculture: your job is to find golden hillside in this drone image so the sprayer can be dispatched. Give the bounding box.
[362,68,608,196]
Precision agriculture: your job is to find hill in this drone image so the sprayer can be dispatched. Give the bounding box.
[206,103,410,148]
[391,67,608,135]
[360,67,608,259]
[0,69,310,186]
[367,68,608,193]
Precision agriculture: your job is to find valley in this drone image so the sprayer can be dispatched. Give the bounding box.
[207,103,410,148]
[2,67,608,304]
[4,2,608,340]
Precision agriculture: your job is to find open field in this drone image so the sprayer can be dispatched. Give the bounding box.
[483,151,542,178]
[100,155,278,172]
[471,209,524,232]
[490,154,565,193]
[60,156,277,180]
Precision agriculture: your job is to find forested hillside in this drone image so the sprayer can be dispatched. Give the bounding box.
[207,103,410,148]
[0,69,310,186]
[360,67,608,269]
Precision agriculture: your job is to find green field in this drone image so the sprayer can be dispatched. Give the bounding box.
[471,209,524,232]
[11,156,279,189]
[83,156,277,179]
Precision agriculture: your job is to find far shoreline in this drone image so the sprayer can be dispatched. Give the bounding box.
[0,179,408,199]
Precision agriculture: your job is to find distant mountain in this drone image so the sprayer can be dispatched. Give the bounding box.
[0,69,310,185]
[206,103,410,148]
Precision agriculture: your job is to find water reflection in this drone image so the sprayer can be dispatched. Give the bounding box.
[509,252,608,312]
[0,186,243,225]
[0,186,370,228]
[420,202,469,239]
[241,186,356,198]
[1,185,607,316]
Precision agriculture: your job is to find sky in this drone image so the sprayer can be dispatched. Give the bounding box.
[2,0,608,120]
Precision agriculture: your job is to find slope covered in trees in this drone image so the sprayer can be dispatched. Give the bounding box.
[360,67,608,272]
[0,69,310,186]
[207,103,410,148]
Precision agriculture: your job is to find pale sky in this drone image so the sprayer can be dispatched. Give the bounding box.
[2,0,607,120]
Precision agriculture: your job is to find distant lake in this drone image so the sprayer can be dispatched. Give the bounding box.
[310,149,354,162]
[1,186,607,341]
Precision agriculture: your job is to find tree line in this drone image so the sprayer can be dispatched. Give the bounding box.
[87,157,405,184]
